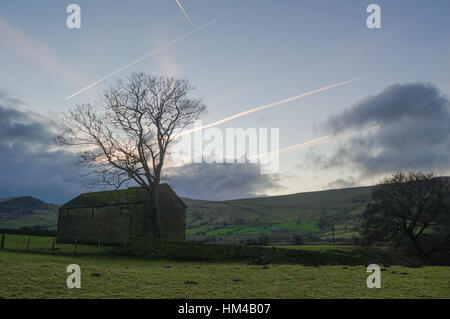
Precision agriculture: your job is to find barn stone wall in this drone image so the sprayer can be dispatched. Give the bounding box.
[159,190,186,241]
[57,198,185,245]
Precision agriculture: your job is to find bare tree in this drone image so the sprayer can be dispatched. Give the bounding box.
[360,172,450,264]
[56,72,205,239]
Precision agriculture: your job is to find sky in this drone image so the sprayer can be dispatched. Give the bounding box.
[0,0,449,203]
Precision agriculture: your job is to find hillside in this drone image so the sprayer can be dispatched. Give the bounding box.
[183,186,374,243]
[0,186,374,241]
[0,197,59,230]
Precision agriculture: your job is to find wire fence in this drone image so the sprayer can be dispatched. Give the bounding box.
[0,228,118,256]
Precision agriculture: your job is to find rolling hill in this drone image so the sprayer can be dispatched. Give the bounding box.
[0,197,59,230]
[0,186,374,242]
[183,186,374,243]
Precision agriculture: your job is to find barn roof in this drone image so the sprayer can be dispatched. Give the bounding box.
[61,184,186,209]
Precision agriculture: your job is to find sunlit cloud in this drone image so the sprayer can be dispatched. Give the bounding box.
[175,0,194,27]
[66,19,217,100]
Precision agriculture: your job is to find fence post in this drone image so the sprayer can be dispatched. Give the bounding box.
[98,239,101,249]
[1,234,5,249]
[331,222,336,246]
[51,237,56,252]
[124,239,127,250]
[74,239,78,256]
[26,236,31,251]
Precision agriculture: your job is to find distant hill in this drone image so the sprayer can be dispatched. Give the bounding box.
[182,186,374,243]
[0,187,374,240]
[4,177,446,242]
[183,177,450,243]
[0,196,53,216]
[0,197,59,230]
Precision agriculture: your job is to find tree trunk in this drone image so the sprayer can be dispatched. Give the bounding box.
[152,184,163,239]
[410,236,431,265]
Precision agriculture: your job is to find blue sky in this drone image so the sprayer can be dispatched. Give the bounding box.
[0,0,449,202]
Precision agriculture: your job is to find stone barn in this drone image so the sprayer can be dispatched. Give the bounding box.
[57,184,186,245]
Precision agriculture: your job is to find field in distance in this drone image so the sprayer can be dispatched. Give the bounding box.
[184,186,372,243]
[0,185,374,243]
[0,197,58,230]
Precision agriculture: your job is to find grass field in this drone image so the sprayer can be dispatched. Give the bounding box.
[0,234,112,255]
[1,235,449,299]
[184,186,374,242]
[1,250,449,298]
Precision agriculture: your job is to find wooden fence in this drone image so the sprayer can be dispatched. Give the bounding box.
[0,229,125,255]
[0,228,57,250]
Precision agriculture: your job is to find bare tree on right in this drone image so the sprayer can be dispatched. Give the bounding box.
[360,172,450,264]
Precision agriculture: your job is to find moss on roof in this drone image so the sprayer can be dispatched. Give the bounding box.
[62,184,184,208]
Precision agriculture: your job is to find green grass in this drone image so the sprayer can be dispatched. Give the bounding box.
[206,226,243,236]
[185,224,219,235]
[1,235,448,298]
[236,225,271,235]
[186,221,320,238]
[0,234,113,255]
[272,222,319,232]
[0,216,56,230]
[183,186,375,242]
[272,245,358,251]
[1,249,449,299]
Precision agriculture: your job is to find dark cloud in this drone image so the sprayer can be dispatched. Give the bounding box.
[0,91,281,203]
[164,163,282,201]
[0,105,53,143]
[316,82,450,176]
[0,92,83,203]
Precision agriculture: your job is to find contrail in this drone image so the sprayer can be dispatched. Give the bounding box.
[163,135,332,170]
[249,135,332,160]
[66,19,216,100]
[175,0,194,26]
[179,76,366,137]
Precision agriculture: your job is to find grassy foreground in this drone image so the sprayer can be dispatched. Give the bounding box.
[1,249,449,299]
